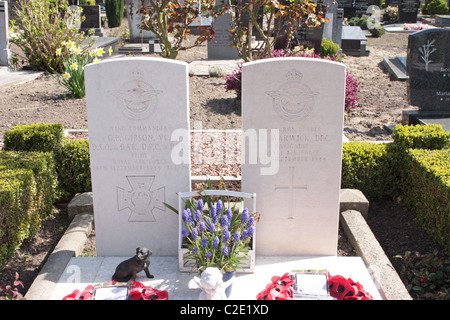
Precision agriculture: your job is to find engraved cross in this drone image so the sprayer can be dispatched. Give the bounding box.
[274,167,307,219]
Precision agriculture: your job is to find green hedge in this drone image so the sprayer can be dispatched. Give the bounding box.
[341,141,392,200]
[402,148,450,251]
[3,123,64,152]
[342,124,449,252]
[0,168,34,267]
[54,139,92,199]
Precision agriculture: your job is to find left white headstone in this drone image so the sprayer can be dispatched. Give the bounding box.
[85,58,191,256]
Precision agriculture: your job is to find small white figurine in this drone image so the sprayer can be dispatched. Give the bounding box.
[194,267,233,300]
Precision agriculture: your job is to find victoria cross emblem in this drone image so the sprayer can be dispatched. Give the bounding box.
[117,176,165,222]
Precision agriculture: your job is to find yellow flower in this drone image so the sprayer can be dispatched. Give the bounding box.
[95,48,105,57]
[56,48,62,56]
[94,58,100,63]
[89,50,95,57]
[70,63,78,70]
[74,46,82,55]
[67,40,75,49]
[64,72,71,79]
[108,47,113,56]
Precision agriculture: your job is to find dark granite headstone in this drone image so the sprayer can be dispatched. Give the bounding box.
[398,0,419,23]
[297,25,324,53]
[407,29,450,111]
[354,0,368,17]
[336,0,355,18]
[80,5,101,29]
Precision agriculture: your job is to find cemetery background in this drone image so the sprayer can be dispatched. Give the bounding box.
[0,13,447,299]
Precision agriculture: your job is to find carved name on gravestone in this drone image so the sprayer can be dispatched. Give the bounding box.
[398,0,419,23]
[85,58,191,256]
[0,1,10,66]
[207,12,239,60]
[241,58,346,255]
[407,29,450,111]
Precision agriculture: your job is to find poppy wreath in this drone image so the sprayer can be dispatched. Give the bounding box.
[256,273,373,300]
[62,281,168,300]
[328,274,372,300]
[256,272,295,300]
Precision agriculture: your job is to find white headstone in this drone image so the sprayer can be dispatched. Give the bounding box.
[241,57,346,256]
[0,1,11,66]
[85,58,191,256]
[126,0,155,41]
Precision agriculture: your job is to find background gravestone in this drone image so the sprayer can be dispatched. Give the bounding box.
[207,12,239,60]
[0,1,10,66]
[407,28,450,111]
[126,0,155,42]
[85,58,191,256]
[398,0,420,23]
[241,58,346,256]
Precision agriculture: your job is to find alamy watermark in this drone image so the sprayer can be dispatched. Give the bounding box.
[171,120,280,176]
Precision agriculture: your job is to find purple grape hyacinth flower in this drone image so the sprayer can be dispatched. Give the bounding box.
[234,231,241,242]
[216,200,223,214]
[192,227,198,240]
[241,208,249,224]
[206,251,212,259]
[213,236,219,249]
[201,237,208,248]
[197,199,204,211]
[182,228,188,238]
[221,215,229,227]
[199,221,206,233]
[222,246,229,256]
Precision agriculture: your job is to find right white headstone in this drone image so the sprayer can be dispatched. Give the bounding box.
[241,57,346,256]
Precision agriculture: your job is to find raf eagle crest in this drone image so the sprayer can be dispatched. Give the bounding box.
[266,69,318,121]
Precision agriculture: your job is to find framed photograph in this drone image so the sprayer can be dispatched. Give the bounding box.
[93,283,132,300]
[292,269,332,300]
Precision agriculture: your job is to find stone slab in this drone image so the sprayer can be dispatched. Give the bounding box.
[0,67,44,88]
[50,255,383,300]
[188,59,242,76]
[383,56,408,80]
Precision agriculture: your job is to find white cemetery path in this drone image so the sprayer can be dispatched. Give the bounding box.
[22,57,401,300]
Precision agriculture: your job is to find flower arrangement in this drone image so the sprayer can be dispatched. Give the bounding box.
[180,195,258,274]
[403,23,431,31]
[52,40,113,98]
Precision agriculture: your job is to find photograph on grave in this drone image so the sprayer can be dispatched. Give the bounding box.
[407,29,450,111]
[241,57,346,256]
[85,58,191,256]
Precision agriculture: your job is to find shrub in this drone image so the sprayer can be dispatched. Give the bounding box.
[105,0,124,28]
[0,151,57,233]
[402,148,450,251]
[348,16,368,29]
[3,123,64,153]
[0,168,34,267]
[422,0,449,14]
[9,0,86,73]
[54,139,92,199]
[393,124,450,150]
[341,142,392,200]
[320,38,339,58]
[396,250,450,299]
